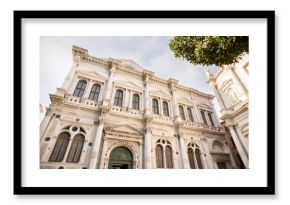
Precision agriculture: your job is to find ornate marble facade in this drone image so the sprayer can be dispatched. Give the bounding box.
[206,54,249,168]
[40,46,236,169]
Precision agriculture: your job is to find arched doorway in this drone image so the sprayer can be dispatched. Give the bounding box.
[108,146,133,169]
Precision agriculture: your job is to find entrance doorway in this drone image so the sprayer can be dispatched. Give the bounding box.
[108,146,133,169]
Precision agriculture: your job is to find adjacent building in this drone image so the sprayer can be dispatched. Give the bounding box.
[40,46,236,169]
[206,54,249,168]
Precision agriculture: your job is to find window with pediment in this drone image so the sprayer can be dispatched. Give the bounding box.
[162,101,169,117]
[73,80,87,97]
[179,105,186,120]
[89,83,101,101]
[200,110,208,125]
[132,94,140,110]
[208,112,215,126]
[114,89,123,106]
[187,107,194,122]
[152,99,159,114]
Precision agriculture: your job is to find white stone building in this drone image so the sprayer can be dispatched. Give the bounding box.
[206,54,249,168]
[40,46,236,169]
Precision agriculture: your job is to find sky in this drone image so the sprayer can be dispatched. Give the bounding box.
[40,36,221,118]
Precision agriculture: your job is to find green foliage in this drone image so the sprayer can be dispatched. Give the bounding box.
[169,36,248,67]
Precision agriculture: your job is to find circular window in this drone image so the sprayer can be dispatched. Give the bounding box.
[72,127,78,132]
[162,140,166,144]
[45,137,51,142]
[88,142,93,147]
[75,118,80,122]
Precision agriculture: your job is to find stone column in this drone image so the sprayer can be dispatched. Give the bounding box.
[139,142,143,169]
[98,84,105,102]
[200,138,214,169]
[236,127,249,155]
[206,70,227,111]
[128,90,132,109]
[178,133,190,169]
[159,98,162,115]
[110,88,116,105]
[123,89,129,109]
[144,75,150,114]
[172,148,177,169]
[163,146,166,168]
[228,126,249,168]
[40,111,54,140]
[62,137,73,163]
[98,140,107,169]
[79,141,88,164]
[140,93,144,111]
[144,125,152,169]
[89,117,105,169]
[103,66,116,106]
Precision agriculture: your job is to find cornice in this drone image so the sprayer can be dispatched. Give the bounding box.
[73,45,215,100]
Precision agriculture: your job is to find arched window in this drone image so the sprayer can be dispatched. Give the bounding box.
[195,148,203,169]
[73,80,87,97]
[114,89,123,106]
[152,99,159,114]
[187,143,203,169]
[165,146,173,168]
[208,112,215,126]
[49,132,70,162]
[187,107,194,122]
[66,134,85,163]
[162,101,169,117]
[89,84,101,101]
[179,105,186,120]
[132,94,140,110]
[200,110,208,125]
[188,148,196,169]
[156,145,163,168]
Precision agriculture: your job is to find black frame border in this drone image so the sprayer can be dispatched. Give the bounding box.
[14,10,275,195]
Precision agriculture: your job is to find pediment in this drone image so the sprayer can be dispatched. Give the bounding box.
[197,103,213,111]
[115,81,143,91]
[76,70,107,82]
[150,90,171,99]
[105,124,144,135]
[178,97,193,105]
[119,59,145,72]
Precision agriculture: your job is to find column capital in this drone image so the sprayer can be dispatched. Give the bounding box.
[144,124,152,134]
[97,116,106,125]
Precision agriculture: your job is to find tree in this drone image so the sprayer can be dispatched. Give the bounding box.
[169,36,248,67]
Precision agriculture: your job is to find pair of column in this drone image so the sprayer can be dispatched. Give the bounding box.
[103,66,116,106]
[227,125,249,168]
[89,117,105,169]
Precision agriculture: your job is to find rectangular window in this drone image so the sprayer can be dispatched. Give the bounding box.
[208,112,215,126]
[200,110,207,125]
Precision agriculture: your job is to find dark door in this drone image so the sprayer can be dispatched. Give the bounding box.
[108,146,133,169]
